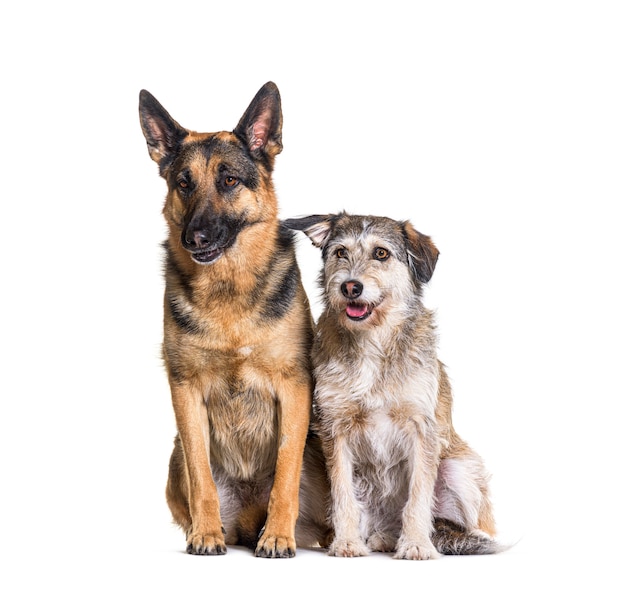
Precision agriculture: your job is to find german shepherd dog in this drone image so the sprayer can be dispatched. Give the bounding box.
[139,82,330,557]
[285,212,501,559]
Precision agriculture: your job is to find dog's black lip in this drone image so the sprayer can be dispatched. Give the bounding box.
[190,247,224,264]
[347,310,372,321]
[185,233,239,265]
[181,218,248,265]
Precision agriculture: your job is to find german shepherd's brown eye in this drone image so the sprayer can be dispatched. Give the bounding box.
[336,248,348,258]
[178,179,189,190]
[224,176,239,188]
[374,247,389,260]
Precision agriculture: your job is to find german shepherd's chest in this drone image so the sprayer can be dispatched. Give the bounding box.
[204,348,279,481]
[166,309,284,479]
[160,219,310,481]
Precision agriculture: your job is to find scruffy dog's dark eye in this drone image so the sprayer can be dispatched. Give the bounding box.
[374,247,390,260]
[336,248,348,258]
[178,179,189,190]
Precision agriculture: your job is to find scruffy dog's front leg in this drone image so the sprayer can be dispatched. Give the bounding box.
[326,434,369,557]
[394,417,441,560]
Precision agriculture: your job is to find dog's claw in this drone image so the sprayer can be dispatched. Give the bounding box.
[186,533,227,556]
[255,535,296,558]
[328,538,369,557]
[394,538,440,560]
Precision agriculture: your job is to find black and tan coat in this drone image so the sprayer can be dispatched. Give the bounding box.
[139,82,330,557]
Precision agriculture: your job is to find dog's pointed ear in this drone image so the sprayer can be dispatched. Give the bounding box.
[234,82,283,162]
[402,221,440,283]
[139,90,188,169]
[283,215,334,248]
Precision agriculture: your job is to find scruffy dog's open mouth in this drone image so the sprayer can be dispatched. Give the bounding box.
[345,300,379,321]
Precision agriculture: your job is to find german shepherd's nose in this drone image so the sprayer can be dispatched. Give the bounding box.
[182,222,232,264]
[186,230,208,249]
[341,280,363,299]
[183,222,226,251]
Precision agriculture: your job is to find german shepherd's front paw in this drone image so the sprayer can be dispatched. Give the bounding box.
[328,537,369,557]
[255,533,296,558]
[394,537,440,560]
[186,531,227,555]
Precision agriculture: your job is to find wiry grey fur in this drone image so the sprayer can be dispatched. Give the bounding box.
[286,212,503,559]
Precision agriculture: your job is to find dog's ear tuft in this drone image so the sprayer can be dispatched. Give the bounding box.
[139,90,188,168]
[283,215,333,248]
[234,82,283,162]
[402,221,440,283]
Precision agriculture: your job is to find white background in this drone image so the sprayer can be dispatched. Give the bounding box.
[1,1,624,608]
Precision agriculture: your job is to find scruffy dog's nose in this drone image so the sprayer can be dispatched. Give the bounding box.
[341,280,363,299]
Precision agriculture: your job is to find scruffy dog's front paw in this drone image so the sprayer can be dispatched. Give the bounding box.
[328,537,369,557]
[186,531,227,555]
[394,537,440,560]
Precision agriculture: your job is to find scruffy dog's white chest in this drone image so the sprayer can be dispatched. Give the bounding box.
[315,350,438,425]
[315,337,441,464]
[316,352,438,460]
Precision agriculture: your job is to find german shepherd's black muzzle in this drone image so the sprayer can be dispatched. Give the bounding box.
[182,211,247,265]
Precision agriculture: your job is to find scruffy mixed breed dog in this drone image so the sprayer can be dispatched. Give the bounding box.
[139,83,331,558]
[286,213,501,559]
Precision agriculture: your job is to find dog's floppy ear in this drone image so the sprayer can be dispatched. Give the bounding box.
[283,215,334,248]
[139,90,188,169]
[234,81,283,163]
[402,221,440,283]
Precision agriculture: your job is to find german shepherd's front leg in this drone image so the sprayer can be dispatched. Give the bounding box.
[255,375,311,558]
[168,383,226,555]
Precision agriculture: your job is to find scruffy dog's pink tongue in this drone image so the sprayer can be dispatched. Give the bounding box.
[346,303,368,318]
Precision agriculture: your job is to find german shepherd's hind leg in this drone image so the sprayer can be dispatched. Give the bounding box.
[295,432,334,548]
[234,505,268,550]
[166,436,227,554]
[165,435,191,533]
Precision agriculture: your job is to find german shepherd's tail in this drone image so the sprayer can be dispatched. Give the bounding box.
[432,519,503,555]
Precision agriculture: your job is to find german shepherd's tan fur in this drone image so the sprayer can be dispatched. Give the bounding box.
[139,83,330,557]
[286,213,501,559]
